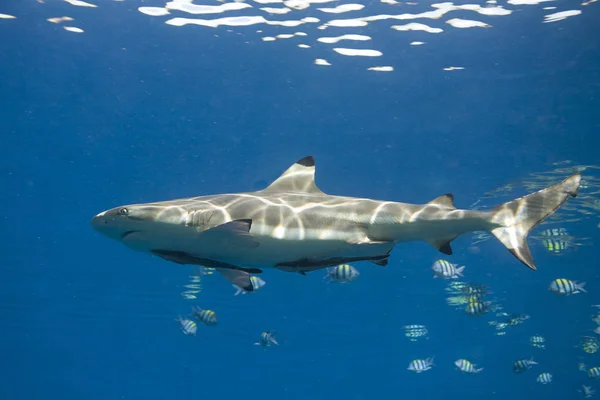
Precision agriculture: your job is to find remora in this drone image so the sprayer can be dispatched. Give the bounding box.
[91,156,582,288]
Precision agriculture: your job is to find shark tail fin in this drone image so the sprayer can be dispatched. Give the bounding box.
[488,173,581,271]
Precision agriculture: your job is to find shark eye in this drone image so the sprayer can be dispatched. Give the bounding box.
[118,208,129,216]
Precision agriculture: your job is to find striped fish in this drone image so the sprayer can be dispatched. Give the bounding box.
[254,331,278,347]
[513,357,538,373]
[581,336,600,354]
[465,300,490,316]
[539,228,570,253]
[192,307,218,325]
[537,372,553,384]
[432,259,465,279]
[324,264,360,283]
[589,367,600,379]
[530,336,546,350]
[454,359,483,374]
[548,278,587,296]
[407,357,435,373]
[177,316,197,335]
[403,325,428,342]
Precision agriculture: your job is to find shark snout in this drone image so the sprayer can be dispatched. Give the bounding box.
[90,209,123,240]
[90,212,109,233]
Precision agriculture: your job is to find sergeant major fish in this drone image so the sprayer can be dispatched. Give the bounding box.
[191,307,217,326]
[432,259,465,279]
[323,264,360,283]
[513,357,538,373]
[537,372,553,384]
[408,357,435,373]
[549,279,587,296]
[254,331,278,347]
[177,316,197,335]
[455,359,483,374]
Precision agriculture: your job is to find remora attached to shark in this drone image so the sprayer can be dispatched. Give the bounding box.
[91,156,582,290]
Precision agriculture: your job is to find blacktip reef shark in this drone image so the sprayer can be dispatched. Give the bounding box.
[91,156,582,291]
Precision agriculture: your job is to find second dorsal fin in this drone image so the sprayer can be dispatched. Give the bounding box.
[260,156,325,195]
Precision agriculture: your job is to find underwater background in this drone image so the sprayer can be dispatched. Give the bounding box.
[1,0,600,399]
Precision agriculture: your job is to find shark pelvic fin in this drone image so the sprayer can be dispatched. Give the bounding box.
[260,156,325,195]
[215,268,254,292]
[427,238,455,255]
[489,172,581,271]
[369,255,390,266]
[202,219,259,249]
[427,193,456,209]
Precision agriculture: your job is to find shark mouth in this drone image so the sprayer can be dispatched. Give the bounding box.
[120,230,141,240]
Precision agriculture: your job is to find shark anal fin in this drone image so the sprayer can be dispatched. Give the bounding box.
[202,219,259,249]
[260,156,325,195]
[427,193,456,209]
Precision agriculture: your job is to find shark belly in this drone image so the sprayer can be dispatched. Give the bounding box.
[121,220,366,269]
[210,236,353,268]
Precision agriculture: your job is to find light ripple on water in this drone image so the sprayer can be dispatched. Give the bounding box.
[3,0,594,72]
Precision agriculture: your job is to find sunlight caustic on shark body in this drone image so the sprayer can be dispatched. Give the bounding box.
[91,156,581,290]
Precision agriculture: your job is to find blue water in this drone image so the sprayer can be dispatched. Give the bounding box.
[2,1,600,399]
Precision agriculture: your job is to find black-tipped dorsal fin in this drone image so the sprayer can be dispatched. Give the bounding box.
[427,193,456,209]
[261,156,325,195]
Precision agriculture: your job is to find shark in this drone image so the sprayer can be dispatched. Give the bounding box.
[91,156,582,290]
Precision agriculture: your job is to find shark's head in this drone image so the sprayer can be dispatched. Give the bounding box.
[91,204,187,250]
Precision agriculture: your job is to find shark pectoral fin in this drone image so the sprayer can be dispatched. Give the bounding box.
[152,249,194,264]
[151,250,262,273]
[427,238,456,255]
[202,219,259,249]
